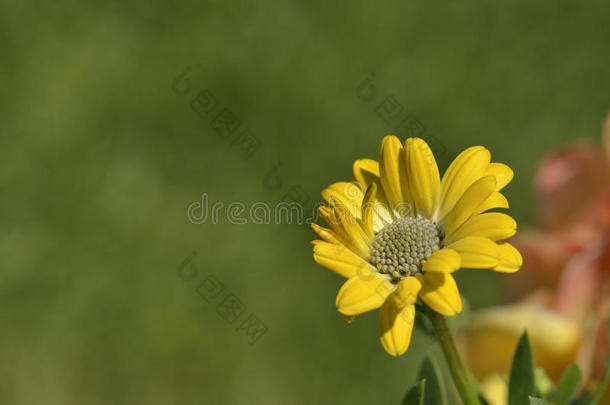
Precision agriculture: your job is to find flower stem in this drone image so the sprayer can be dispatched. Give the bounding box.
[422,304,480,405]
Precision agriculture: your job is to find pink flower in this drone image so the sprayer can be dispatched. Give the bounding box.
[511,113,610,380]
[461,113,610,404]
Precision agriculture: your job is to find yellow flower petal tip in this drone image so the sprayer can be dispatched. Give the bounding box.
[379,304,415,356]
[493,242,523,273]
[312,136,519,355]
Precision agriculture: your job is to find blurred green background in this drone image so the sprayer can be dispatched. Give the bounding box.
[1,1,609,404]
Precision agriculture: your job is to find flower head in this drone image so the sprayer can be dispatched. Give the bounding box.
[312,136,522,356]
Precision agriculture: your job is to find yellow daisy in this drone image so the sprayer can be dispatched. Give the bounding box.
[311,136,522,356]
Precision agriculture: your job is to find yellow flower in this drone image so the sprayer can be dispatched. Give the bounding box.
[311,136,522,356]
[460,304,581,405]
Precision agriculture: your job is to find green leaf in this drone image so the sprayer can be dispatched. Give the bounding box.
[576,391,594,404]
[418,356,447,405]
[553,363,581,405]
[508,331,535,405]
[403,379,425,405]
[528,396,548,404]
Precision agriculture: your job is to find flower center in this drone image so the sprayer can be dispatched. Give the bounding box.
[369,215,441,282]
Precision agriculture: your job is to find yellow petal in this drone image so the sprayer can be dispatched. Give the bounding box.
[322,182,363,220]
[444,212,517,244]
[484,162,514,191]
[379,135,411,214]
[493,242,523,273]
[313,241,371,278]
[473,191,509,216]
[437,146,491,221]
[361,183,376,239]
[378,277,421,356]
[464,306,581,382]
[319,206,350,236]
[317,208,353,247]
[378,301,416,356]
[393,276,422,307]
[353,158,380,189]
[318,205,334,224]
[445,175,496,235]
[353,158,394,225]
[360,182,392,235]
[422,249,462,273]
[404,138,441,217]
[330,206,372,257]
[336,273,394,315]
[311,223,342,244]
[447,236,500,269]
[418,272,462,315]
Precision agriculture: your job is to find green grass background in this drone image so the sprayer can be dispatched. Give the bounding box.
[1,1,609,404]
